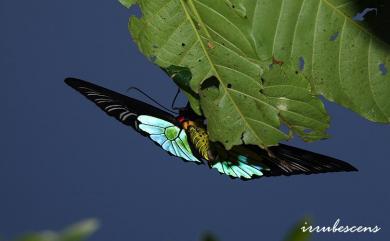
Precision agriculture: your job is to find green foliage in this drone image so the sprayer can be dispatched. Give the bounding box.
[5,218,310,241]
[198,218,311,241]
[121,0,390,149]
[200,233,219,241]
[283,219,311,241]
[13,219,98,241]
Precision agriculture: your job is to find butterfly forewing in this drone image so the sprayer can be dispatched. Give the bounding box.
[65,78,200,164]
[65,78,179,128]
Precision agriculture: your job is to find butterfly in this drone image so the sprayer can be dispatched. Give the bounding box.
[65,78,357,180]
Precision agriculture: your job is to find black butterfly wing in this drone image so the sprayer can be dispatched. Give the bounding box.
[209,143,357,180]
[65,77,178,128]
[65,78,201,163]
[264,144,358,176]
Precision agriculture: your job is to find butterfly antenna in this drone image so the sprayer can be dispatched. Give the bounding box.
[127,87,178,115]
[171,87,181,110]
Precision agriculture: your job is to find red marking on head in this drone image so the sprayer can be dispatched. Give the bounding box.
[177,116,185,123]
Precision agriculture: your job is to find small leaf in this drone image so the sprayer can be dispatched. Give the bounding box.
[60,219,99,241]
[163,65,194,95]
[163,65,201,114]
[14,219,99,241]
[118,0,137,8]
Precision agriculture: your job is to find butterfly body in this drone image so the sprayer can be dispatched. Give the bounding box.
[65,78,358,180]
[180,119,213,161]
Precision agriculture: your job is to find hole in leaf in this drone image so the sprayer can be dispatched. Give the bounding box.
[240,131,246,144]
[201,76,220,90]
[227,83,232,88]
[280,124,289,135]
[181,43,186,47]
[298,57,305,71]
[129,4,143,18]
[303,129,312,134]
[330,32,339,41]
[379,63,388,75]
[352,8,377,21]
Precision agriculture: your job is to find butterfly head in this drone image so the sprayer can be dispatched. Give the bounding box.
[176,115,195,130]
[176,105,204,129]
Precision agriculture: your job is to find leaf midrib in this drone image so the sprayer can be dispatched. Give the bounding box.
[179,0,283,147]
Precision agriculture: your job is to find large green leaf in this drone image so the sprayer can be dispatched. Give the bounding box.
[122,0,390,149]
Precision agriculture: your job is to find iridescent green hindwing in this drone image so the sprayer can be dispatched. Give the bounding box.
[137,115,201,163]
[212,155,265,179]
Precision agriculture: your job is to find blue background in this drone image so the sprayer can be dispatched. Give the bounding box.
[0,1,389,241]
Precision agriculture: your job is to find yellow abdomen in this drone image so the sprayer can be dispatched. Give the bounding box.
[183,121,211,161]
